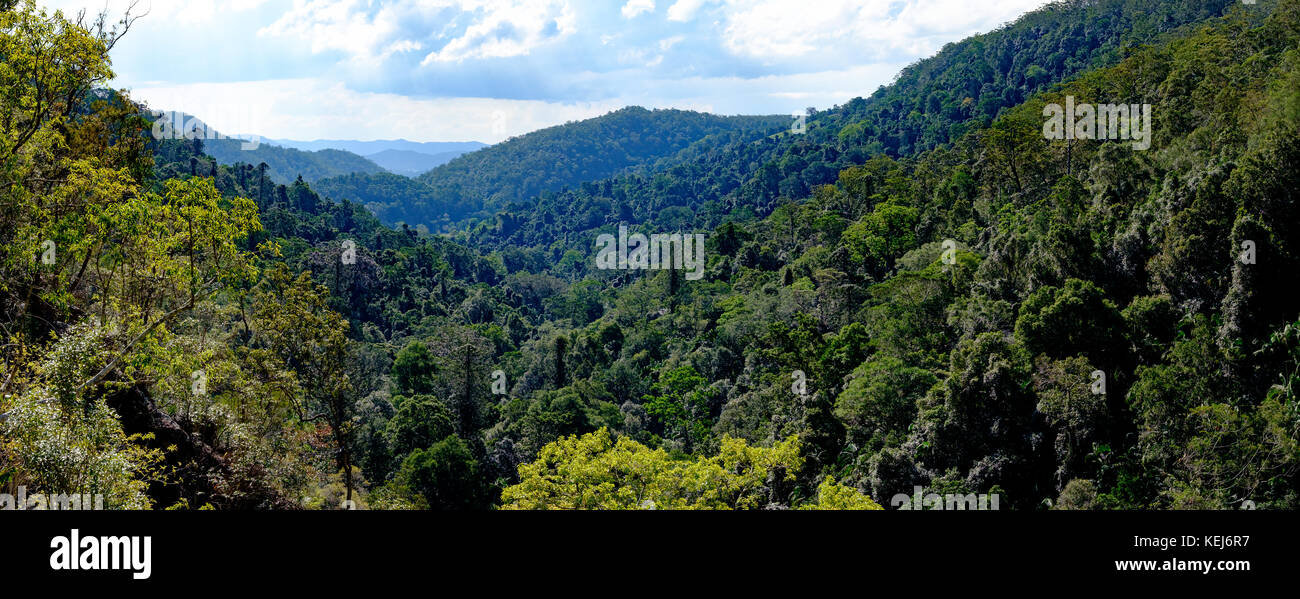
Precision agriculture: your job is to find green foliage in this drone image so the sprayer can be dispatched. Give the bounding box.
[469,0,1248,255]
[202,137,386,185]
[834,356,937,452]
[1033,356,1109,488]
[798,476,884,510]
[842,202,920,278]
[501,428,881,510]
[385,395,454,457]
[403,107,788,225]
[394,435,488,510]
[643,365,718,454]
[1,327,161,509]
[493,382,622,462]
[1014,279,1124,365]
[392,340,438,395]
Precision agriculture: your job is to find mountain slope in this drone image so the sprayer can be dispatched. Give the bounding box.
[470,0,1250,251]
[405,107,789,223]
[465,0,1300,509]
[143,111,391,184]
[266,139,486,156]
[203,137,387,184]
[366,148,473,177]
[313,172,448,228]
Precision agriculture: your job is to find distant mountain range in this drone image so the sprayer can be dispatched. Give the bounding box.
[363,148,475,177]
[151,107,789,225]
[308,107,789,231]
[146,114,490,183]
[200,136,387,184]
[262,139,487,156]
[259,138,489,178]
[405,107,789,224]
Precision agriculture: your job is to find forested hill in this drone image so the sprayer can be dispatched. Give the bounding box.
[468,0,1249,251]
[312,172,449,230]
[203,136,387,184]
[146,111,390,184]
[263,140,489,177]
[263,139,486,156]
[400,107,788,224]
[366,149,473,177]
[303,0,1247,236]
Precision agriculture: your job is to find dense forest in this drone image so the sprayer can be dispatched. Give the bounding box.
[305,108,789,233]
[467,0,1256,253]
[202,135,387,185]
[2,0,1297,511]
[406,107,790,225]
[147,114,392,186]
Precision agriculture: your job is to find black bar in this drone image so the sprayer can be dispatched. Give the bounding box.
[3,510,1290,590]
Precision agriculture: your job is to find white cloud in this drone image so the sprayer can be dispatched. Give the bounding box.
[716,0,1053,60]
[422,0,577,63]
[52,0,1063,142]
[658,35,684,51]
[259,0,577,67]
[721,1,875,58]
[616,62,907,115]
[383,39,424,56]
[666,0,707,22]
[259,0,406,67]
[127,78,623,143]
[126,66,901,144]
[621,0,655,19]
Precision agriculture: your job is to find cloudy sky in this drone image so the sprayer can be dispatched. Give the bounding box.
[38,0,1053,143]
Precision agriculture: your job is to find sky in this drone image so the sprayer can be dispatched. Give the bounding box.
[38,0,1054,143]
